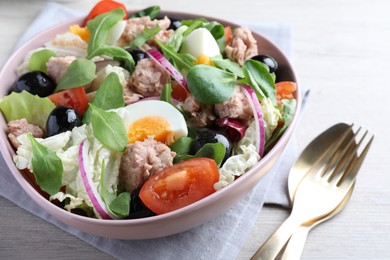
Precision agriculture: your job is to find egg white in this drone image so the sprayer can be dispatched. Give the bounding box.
[180,28,221,58]
[115,100,188,141]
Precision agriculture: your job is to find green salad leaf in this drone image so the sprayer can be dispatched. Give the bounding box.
[89,104,128,152]
[87,8,125,54]
[205,21,225,39]
[100,170,116,210]
[28,134,63,195]
[265,99,296,151]
[160,83,174,106]
[194,143,226,166]
[182,19,205,37]
[0,91,55,131]
[130,6,160,19]
[170,136,194,156]
[187,65,236,104]
[243,59,276,104]
[156,40,196,72]
[86,8,135,72]
[28,49,56,73]
[55,58,96,92]
[166,25,189,52]
[212,58,244,78]
[127,25,161,49]
[109,192,130,217]
[181,18,225,40]
[100,160,130,218]
[83,72,125,124]
[92,46,135,73]
[174,143,226,167]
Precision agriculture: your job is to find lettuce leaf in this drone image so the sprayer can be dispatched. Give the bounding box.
[0,91,55,130]
[261,97,282,141]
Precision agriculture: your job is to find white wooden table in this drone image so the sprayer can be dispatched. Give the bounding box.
[0,0,389,259]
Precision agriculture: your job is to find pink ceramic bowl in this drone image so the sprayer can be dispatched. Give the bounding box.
[0,11,301,239]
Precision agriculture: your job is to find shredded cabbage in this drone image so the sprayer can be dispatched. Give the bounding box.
[44,32,88,58]
[261,97,281,141]
[13,131,71,171]
[215,121,260,190]
[16,32,87,75]
[13,124,122,218]
[90,64,130,91]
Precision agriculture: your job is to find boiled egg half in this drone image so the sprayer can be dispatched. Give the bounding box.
[116,100,188,145]
[180,28,221,58]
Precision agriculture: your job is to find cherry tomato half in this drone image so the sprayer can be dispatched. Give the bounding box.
[139,158,219,214]
[224,26,233,46]
[82,0,128,27]
[48,87,88,116]
[171,80,189,102]
[275,81,297,104]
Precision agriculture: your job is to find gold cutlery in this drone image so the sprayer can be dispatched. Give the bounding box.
[281,123,356,260]
[251,124,373,260]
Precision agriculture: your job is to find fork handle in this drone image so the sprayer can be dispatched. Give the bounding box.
[280,226,310,260]
[251,216,302,260]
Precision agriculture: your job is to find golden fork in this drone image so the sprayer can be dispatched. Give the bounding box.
[281,123,357,260]
[251,126,374,260]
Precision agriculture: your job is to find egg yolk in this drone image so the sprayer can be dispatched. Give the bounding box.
[69,24,90,42]
[127,116,175,145]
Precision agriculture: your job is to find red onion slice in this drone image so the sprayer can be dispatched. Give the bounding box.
[79,139,116,220]
[146,49,189,92]
[241,85,266,157]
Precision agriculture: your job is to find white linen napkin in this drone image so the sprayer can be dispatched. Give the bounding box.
[0,3,306,259]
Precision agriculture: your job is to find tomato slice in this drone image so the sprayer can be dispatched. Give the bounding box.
[275,81,297,104]
[139,158,219,214]
[82,0,128,27]
[48,87,88,116]
[171,80,189,102]
[224,26,233,45]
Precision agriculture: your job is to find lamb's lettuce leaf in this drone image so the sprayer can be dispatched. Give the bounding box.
[130,6,160,19]
[87,8,135,72]
[100,160,130,218]
[186,65,236,104]
[55,58,96,92]
[243,59,276,104]
[89,103,128,152]
[28,134,63,195]
[87,8,125,54]
[83,72,125,124]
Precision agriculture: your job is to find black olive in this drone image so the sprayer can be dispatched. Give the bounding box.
[193,129,233,164]
[12,71,56,97]
[127,190,156,219]
[125,48,149,65]
[168,18,182,30]
[251,54,278,73]
[156,16,182,30]
[46,106,81,137]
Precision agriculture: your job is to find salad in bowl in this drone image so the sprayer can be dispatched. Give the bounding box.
[0,0,299,237]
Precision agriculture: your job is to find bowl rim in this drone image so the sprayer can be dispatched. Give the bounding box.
[0,10,301,227]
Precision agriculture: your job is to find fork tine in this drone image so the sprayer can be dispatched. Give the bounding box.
[318,126,360,180]
[337,133,374,187]
[326,128,363,183]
